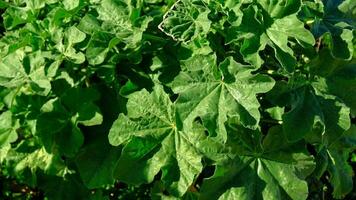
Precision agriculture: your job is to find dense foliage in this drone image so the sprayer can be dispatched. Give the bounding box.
[0,0,355,199]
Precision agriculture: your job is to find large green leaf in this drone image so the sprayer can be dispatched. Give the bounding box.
[76,135,121,189]
[200,125,315,200]
[282,86,323,142]
[258,0,301,19]
[2,141,70,179]
[227,4,314,70]
[314,125,356,199]
[0,51,52,95]
[95,0,152,50]
[36,88,103,157]
[325,63,356,116]
[55,26,86,64]
[171,55,275,142]
[109,85,210,197]
[159,0,211,42]
[310,0,355,60]
[278,77,350,142]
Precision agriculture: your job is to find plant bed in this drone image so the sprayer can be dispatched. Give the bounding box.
[0,0,355,199]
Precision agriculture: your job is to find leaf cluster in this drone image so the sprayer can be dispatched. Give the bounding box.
[0,0,355,199]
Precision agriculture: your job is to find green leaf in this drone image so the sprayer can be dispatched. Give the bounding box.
[36,99,81,157]
[0,52,28,88]
[60,87,99,110]
[226,5,268,68]
[200,126,314,200]
[0,111,19,147]
[171,55,274,141]
[311,0,355,60]
[85,34,120,66]
[2,7,29,30]
[36,88,103,156]
[259,0,301,18]
[326,64,356,116]
[63,0,80,10]
[4,145,70,177]
[323,126,356,199]
[77,103,104,126]
[267,14,315,71]
[266,106,284,121]
[327,148,354,199]
[0,51,52,95]
[95,0,152,50]
[76,134,121,188]
[281,79,351,143]
[38,174,90,200]
[78,14,102,35]
[338,0,356,21]
[227,4,314,70]
[109,85,209,197]
[159,0,211,42]
[282,87,323,142]
[66,26,86,45]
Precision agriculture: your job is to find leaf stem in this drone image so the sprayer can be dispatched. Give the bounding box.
[260,119,282,125]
